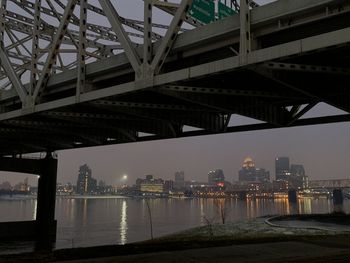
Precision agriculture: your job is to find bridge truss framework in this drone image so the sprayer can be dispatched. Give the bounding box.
[0,0,349,155]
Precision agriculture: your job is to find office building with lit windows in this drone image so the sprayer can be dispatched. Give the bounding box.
[76,164,97,194]
[208,169,225,186]
[238,157,270,183]
[275,157,290,181]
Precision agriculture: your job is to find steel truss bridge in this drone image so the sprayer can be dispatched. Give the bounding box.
[0,0,349,155]
[309,179,350,189]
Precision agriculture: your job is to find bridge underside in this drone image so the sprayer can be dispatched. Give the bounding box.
[0,0,349,155]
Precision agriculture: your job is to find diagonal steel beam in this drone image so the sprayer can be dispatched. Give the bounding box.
[151,0,193,74]
[288,102,318,125]
[33,0,77,103]
[0,46,27,103]
[99,0,141,74]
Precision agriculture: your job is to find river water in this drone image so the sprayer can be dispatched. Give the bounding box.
[0,196,349,251]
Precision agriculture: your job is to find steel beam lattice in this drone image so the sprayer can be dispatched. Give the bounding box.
[0,0,348,155]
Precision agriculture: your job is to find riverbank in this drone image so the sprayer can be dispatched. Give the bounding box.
[1,213,350,262]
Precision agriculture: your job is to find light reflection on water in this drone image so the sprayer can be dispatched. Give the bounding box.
[32,199,37,220]
[0,197,349,250]
[119,200,128,245]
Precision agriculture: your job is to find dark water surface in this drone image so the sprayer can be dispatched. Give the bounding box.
[0,196,349,252]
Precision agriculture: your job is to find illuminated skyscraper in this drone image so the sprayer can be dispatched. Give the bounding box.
[239,157,270,183]
[76,164,97,194]
[275,157,290,180]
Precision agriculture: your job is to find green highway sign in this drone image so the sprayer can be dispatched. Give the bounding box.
[189,0,215,24]
[218,2,237,20]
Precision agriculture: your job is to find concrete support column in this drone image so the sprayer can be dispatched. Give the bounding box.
[288,189,297,203]
[36,153,58,249]
[239,191,247,201]
[333,189,344,213]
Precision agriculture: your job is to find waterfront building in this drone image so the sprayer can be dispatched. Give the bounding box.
[238,157,270,183]
[57,182,74,195]
[275,157,308,189]
[275,157,290,180]
[136,175,165,193]
[174,171,185,189]
[164,180,174,192]
[140,183,164,193]
[273,180,289,191]
[208,169,225,186]
[76,164,97,194]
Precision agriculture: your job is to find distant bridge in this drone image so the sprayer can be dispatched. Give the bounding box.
[0,0,349,155]
[308,179,350,189]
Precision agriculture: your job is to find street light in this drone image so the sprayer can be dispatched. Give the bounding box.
[122,174,128,181]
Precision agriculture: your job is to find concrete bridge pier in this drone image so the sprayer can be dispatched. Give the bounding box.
[288,189,297,204]
[333,189,344,213]
[288,190,298,214]
[35,153,58,250]
[0,153,58,250]
[238,191,247,201]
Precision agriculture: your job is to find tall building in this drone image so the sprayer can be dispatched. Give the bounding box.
[274,158,308,189]
[290,164,305,176]
[275,157,290,180]
[290,164,308,189]
[208,169,225,186]
[238,157,270,183]
[174,171,185,189]
[76,164,97,194]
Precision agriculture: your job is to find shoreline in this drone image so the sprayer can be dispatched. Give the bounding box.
[0,194,346,200]
[1,213,350,262]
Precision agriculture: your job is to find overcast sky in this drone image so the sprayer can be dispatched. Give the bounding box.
[1,0,349,186]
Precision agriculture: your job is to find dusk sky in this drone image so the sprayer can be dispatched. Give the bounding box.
[1,0,349,186]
